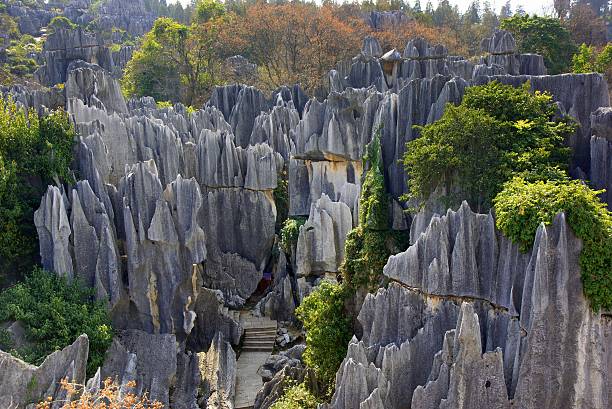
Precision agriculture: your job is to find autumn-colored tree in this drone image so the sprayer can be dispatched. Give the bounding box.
[371,20,467,56]
[37,378,163,409]
[218,3,367,92]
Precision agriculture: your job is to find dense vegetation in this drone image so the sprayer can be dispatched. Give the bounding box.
[494,178,612,311]
[403,79,610,311]
[0,97,75,284]
[403,81,574,211]
[343,132,408,290]
[269,381,320,409]
[0,267,113,375]
[500,14,576,74]
[295,281,352,396]
[572,43,612,75]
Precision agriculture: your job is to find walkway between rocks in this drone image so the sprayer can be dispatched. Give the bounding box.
[234,311,277,409]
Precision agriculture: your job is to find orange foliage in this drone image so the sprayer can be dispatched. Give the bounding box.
[370,21,467,56]
[217,3,367,92]
[37,378,163,409]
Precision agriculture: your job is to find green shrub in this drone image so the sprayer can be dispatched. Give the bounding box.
[280,216,307,255]
[493,178,612,311]
[295,281,351,394]
[403,81,574,211]
[0,267,113,375]
[270,382,320,409]
[572,43,612,74]
[47,16,77,32]
[0,97,75,285]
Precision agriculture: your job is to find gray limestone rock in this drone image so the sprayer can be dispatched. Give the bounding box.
[35,185,74,279]
[481,30,516,55]
[296,194,354,277]
[327,204,610,409]
[254,365,319,409]
[362,36,383,58]
[66,60,128,114]
[198,332,237,409]
[0,335,89,409]
[101,330,177,407]
[187,287,243,351]
[591,106,612,141]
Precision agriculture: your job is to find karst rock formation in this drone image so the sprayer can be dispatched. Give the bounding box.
[0,24,610,409]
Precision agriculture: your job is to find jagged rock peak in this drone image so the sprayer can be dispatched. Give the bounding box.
[481,30,517,55]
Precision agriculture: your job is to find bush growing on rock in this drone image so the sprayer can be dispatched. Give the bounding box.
[0,97,75,284]
[403,81,574,212]
[295,281,351,396]
[269,381,320,409]
[280,217,307,255]
[494,177,612,311]
[0,267,113,375]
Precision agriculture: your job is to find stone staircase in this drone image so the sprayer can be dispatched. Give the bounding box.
[234,312,278,409]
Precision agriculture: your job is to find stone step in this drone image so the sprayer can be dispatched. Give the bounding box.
[244,329,277,335]
[241,346,274,352]
[243,336,276,342]
[243,339,275,346]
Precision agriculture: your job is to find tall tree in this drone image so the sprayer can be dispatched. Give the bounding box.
[501,14,577,74]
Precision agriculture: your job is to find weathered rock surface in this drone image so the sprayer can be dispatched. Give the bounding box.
[590,107,612,209]
[296,194,354,277]
[326,204,611,409]
[0,335,89,408]
[198,332,237,409]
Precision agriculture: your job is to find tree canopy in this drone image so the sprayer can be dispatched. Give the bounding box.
[500,14,576,74]
[0,97,75,284]
[403,81,574,212]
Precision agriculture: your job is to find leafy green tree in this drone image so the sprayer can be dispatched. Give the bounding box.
[0,97,75,284]
[0,267,113,375]
[500,14,576,74]
[494,178,612,311]
[47,16,77,32]
[295,281,351,395]
[194,0,225,23]
[123,10,225,105]
[572,43,612,74]
[403,81,574,211]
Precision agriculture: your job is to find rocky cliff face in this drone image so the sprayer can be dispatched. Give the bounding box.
[35,27,133,86]
[325,203,611,409]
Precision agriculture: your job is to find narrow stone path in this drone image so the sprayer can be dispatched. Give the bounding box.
[234,311,277,409]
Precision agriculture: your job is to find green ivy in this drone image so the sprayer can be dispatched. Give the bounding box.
[494,178,612,311]
[342,132,409,290]
[0,267,113,375]
[295,281,351,396]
